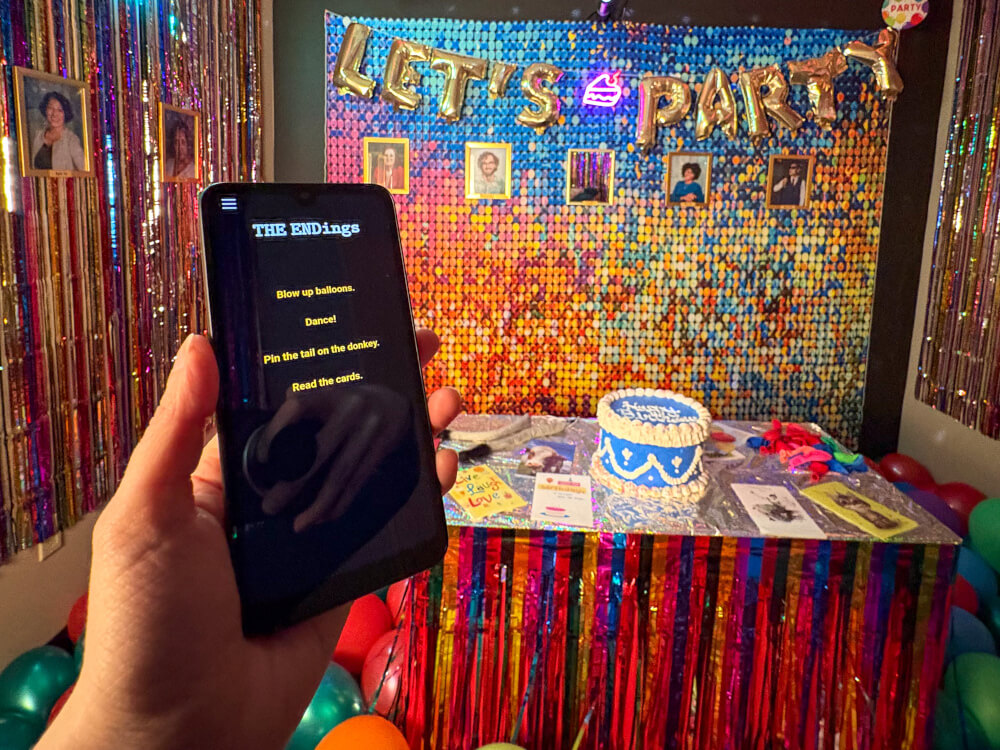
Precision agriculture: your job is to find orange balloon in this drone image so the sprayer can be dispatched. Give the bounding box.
[316,715,409,750]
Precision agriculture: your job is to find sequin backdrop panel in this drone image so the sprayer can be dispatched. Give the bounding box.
[0,0,263,559]
[916,0,1000,439]
[325,17,891,444]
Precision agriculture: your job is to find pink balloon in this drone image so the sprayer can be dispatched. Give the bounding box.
[879,453,935,489]
[361,629,407,716]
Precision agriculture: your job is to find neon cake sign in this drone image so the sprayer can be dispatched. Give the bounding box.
[583,72,624,107]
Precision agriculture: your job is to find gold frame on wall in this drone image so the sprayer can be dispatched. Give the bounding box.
[13,67,93,178]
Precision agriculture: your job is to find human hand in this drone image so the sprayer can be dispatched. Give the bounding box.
[37,330,460,750]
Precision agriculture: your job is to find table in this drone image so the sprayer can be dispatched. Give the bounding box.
[393,417,958,750]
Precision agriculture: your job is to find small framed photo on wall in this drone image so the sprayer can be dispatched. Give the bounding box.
[159,103,201,183]
[363,137,410,194]
[465,142,512,200]
[566,149,615,206]
[13,67,93,178]
[666,152,712,206]
[766,154,814,209]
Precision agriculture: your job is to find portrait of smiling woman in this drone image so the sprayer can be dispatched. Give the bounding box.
[14,67,92,177]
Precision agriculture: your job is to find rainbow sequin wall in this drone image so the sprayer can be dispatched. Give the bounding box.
[325,16,892,445]
[0,0,263,559]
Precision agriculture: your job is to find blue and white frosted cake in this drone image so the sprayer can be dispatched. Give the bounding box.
[590,388,712,499]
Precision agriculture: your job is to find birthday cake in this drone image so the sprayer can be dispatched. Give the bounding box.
[590,388,712,499]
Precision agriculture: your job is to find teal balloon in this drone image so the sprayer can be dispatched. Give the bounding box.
[74,632,85,674]
[944,653,1000,749]
[0,646,76,723]
[970,500,1000,574]
[0,711,44,750]
[374,586,390,602]
[980,595,1000,645]
[948,607,997,662]
[958,547,998,600]
[285,663,364,750]
[933,690,989,750]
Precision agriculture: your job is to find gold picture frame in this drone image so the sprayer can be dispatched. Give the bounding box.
[465,142,512,200]
[13,67,93,178]
[566,149,615,206]
[665,152,712,206]
[766,154,814,210]
[159,103,201,183]
[363,137,410,195]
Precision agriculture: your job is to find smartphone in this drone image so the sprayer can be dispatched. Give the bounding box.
[199,183,447,635]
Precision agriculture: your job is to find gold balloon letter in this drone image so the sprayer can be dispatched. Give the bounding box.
[788,50,848,129]
[738,65,805,145]
[516,63,564,133]
[488,62,519,99]
[331,23,376,99]
[382,38,432,110]
[695,67,737,140]
[843,28,904,100]
[635,76,691,152]
[429,50,487,122]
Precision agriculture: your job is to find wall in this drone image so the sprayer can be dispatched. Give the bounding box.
[898,0,1000,497]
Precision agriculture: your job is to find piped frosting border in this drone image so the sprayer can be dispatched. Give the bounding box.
[596,387,712,448]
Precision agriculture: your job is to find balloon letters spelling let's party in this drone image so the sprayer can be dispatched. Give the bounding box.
[330,23,904,149]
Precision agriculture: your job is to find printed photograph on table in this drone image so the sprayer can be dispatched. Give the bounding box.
[159,104,200,183]
[465,142,512,200]
[800,481,918,539]
[666,152,711,206]
[363,137,409,194]
[516,439,575,476]
[766,154,813,209]
[566,148,614,205]
[13,67,92,177]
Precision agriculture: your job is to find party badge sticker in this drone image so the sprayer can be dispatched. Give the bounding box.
[449,465,527,520]
[882,0,929,29]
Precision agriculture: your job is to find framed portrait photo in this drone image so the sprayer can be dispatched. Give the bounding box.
[666,152,712,206]
[766,154,814,210]
[13,67,93,178]
[363,137,410,195]
[465,142,512,200]
[566,149,615,206]
[159,104,201,183]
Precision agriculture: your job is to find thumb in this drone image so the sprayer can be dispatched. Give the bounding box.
[114,335,219,520]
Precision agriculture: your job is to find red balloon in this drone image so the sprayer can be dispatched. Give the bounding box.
[385,579,412,625]
[935,482,988,523]
[47,684,74,726]
[879,453,935,489]
[863,456,881,474]
[333,594,393,676]
[67,593,87,645]
[362,629,407,716]
[954,576,980,615]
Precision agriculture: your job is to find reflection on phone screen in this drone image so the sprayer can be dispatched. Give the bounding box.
[202,185,444,632]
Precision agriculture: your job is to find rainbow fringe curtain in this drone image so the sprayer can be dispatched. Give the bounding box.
[916,0,1000,438]
[398,528,954,750]
[0,0,263,560]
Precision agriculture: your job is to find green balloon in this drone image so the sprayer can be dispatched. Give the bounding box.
[0,711,44,750]
[970,500,1000,574]
[374,586,390,602]
[0,646,76,724]
[933,690,989,749]
[74,632,85,675]
[944,653,1000,749]
[285,663,364,750]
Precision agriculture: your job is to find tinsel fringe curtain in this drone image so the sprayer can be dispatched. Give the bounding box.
[0,0,263,561]
[916,0,1000,438]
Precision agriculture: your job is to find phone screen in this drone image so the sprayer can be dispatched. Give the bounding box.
[200,183,445,633]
